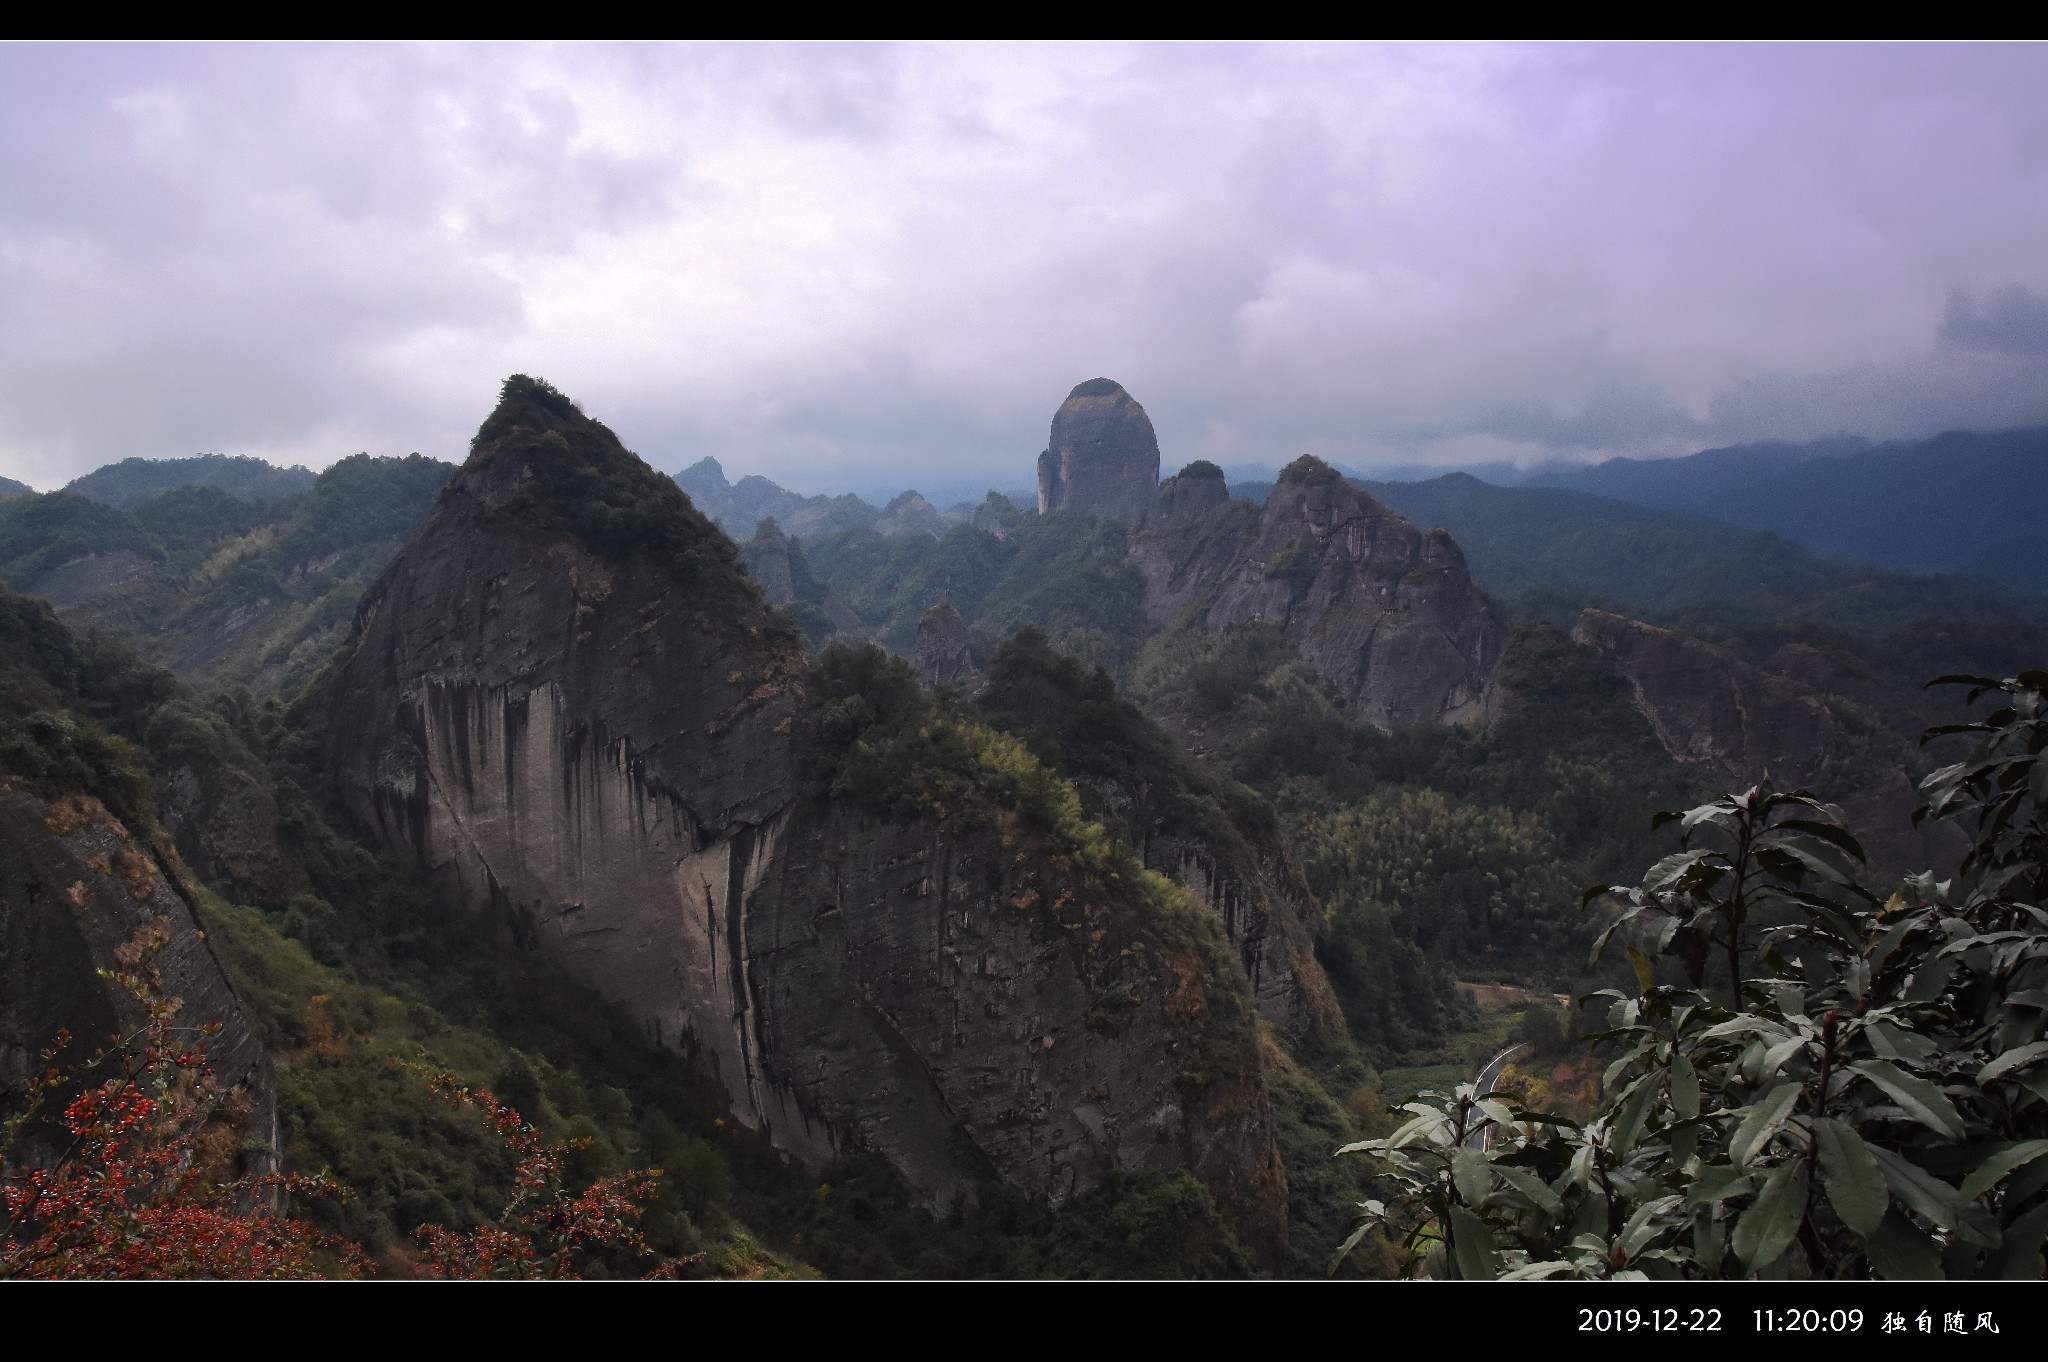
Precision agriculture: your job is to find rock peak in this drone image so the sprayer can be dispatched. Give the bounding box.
[1037,380,1160,526]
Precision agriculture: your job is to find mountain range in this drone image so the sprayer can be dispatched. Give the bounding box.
[3,374,2043,1276]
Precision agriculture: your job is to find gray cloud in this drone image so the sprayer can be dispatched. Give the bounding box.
[0,43,2045,491]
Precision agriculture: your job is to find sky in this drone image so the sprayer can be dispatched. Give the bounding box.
[1,41,2046,493]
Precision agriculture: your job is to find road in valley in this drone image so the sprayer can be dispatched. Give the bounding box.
[1464,1043,1530,1150]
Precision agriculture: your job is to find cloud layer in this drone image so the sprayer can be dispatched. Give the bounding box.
[1,42,2045,490]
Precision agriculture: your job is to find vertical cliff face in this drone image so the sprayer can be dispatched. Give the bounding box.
[314,377,1287,1255]
[0,789,274,1163]
[1135,457,1505,731]
[1147,461,1231,529]
[1037,379,1161,527]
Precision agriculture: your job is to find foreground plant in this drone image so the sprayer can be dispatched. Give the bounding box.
[408,1074,688,1279]
[1,920,359,1279]
[1339,669,2048,1280]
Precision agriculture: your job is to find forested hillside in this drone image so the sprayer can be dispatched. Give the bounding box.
[5,378,2046,1281]
[0,455,453,695]
[1528,426,2048,591]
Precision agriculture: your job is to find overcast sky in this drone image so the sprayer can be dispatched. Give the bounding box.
[1,41,2045,493]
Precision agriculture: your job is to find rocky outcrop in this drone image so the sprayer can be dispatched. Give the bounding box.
[873,492,948,539]
[739,519,861,645]
[971,493,1026,540]
[973,634,1352,1057]
[1571,609,1965,874]
[913,602,978,689]
[0,789,274,1164]
[1037,380,1160,527]
[315,376,1287,1254]
[1572,610,1833,788]
[1147,461,1230,528]
[1133,457,1505,731]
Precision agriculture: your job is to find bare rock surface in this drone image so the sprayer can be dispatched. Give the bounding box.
[1037,379,1161,528]
[1572,608,1966,874]
[913,602,978,689]
[1134,456,1505,730]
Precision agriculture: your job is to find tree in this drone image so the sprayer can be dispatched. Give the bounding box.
[3,921,690,1280]
[1,919,358,1279]
[1337,669,2048,1280]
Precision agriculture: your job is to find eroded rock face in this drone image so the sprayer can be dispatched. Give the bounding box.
[740,519,861,641]
[1571,609,1965,874]
[1134,458,1505,730]
[0,790,274,1163]
[1572,609,1833,787]
[1037,379,1161,527]
[913,602,978,689]
[1148,462,1230,528]
[971,640,1347,1053]
[315,377,1286,1254]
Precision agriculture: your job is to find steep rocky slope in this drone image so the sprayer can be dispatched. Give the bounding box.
[1571,608,1966,873]
[1134,456,1505,730]
[0,584,273,1163]
[311,377,1288,1254]
[972,632,1351,1056]
[1037,379,1161,527]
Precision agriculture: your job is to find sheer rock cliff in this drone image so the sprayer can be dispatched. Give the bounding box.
[1037,380,1161,528]
[313,377,1288,1255]
[1134,456,1506,730]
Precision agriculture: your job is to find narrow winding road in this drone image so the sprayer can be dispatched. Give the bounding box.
[1464,1043,1530,1150]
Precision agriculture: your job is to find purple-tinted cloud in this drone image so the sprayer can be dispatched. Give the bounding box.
[0,42,2043,491]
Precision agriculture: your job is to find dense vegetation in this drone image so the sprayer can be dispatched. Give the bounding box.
[1344,670,2048,1279]
[12,413,2048,1278]
[62,453,317,509]
[0,453,452,697]
[1530,426,2048,592]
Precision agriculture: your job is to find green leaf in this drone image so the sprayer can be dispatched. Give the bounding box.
[1670,1052,1700,1122]
[1994,1201,2048,1280]
[1867,1208,1945,1281]
[1686,1164,1753,1206]
[1979,1041,2048,1086]
[1609,1074,1660,1155]
[1490,1163,1564,1218]
[1730,1082,1803,1166]
[1813,1118,1887,1237]
[1731,1157,1809,1274]
[1847,1059,1967,1140]
[1451,1146,1491,1208]
[1866,1145,1979,1243]
[1499,1259,1578,1280]
[1446,1203,1499,1281]
[1759,1033,1810,1078]
[1956,1140,2048,1203]
[1774,818,1867,864]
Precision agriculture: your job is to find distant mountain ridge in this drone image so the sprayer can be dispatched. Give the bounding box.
[1527,427,2048,591]
[63,453,318,508]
